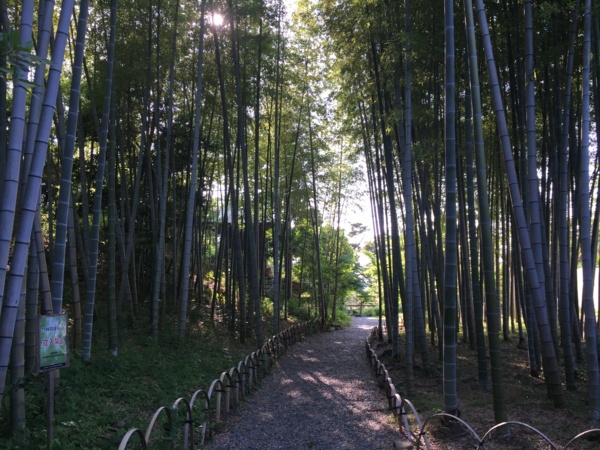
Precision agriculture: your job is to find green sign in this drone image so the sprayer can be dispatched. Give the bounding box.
[39,315,69,371]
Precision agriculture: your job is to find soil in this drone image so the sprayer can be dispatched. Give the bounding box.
[368,327,600,449]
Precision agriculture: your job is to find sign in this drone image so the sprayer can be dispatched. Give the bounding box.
[38,314,69,372]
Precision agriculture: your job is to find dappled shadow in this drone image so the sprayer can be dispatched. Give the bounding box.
[204,317,397,449]
[365,324,600,450]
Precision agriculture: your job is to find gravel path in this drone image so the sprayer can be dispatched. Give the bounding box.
[204,316,399,449]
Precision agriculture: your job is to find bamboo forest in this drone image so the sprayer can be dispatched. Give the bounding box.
[0,0,599,448]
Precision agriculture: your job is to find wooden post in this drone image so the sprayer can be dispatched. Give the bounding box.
[47,369,55,448]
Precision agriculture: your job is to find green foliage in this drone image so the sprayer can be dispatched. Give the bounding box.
[261,296,274,317]
[0,318,254,449]
[360,304,382,318]
[291,218,361,311]
[0,30,51,85]
[331,308,351,327]
[287,296,313,321]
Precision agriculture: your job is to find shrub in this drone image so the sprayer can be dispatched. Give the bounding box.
[361,305,382,317]
[261,297,274,317]
[286,297,313,321]
[332,308,351,327]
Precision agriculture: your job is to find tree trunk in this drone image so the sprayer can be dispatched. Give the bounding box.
[0,0,76,405]
[308,111,326,326]
[51,0,90,316]
[578,0,600,422]
[82,0,117,361]
[442,0,458,416]
[475,0,564,407]
[178,0,207,340]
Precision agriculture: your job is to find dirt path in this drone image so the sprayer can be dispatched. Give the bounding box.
[203,316,399,449]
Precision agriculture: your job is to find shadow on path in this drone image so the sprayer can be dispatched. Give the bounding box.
[204,317,398,450]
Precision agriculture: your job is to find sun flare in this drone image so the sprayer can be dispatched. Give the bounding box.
[210,12,224,27]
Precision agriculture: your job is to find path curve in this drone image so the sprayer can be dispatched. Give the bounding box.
[204,316,398,449]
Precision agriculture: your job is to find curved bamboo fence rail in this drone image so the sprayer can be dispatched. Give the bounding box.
[118,319,322,449]
[365,326,600,449]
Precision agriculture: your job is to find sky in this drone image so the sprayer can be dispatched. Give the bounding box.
[283,0,299,18]
[281,0,374,248]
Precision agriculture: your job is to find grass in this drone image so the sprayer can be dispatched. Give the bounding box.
[10,307,592,449]
[0,312,257,449]
[371,331,600,449]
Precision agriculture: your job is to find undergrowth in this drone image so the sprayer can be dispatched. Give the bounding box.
[0,312,256,449]
[371,330,600,449]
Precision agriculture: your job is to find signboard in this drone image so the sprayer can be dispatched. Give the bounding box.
[38,314,69,372]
